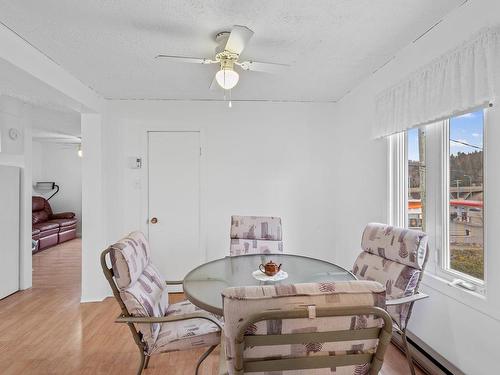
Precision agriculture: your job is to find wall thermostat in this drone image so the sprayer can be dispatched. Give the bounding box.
[128,157,142,169]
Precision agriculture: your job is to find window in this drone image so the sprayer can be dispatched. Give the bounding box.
[391,108,486,290]
[407,128,426,231]
[446,110,484,281]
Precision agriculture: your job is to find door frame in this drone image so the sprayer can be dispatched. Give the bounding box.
[143,130,207,273]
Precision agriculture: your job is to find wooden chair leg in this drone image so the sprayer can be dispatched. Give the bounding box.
[195,345,217,375]
[137,349,146,375]
[144,355,150,369]
[401,329,416,375]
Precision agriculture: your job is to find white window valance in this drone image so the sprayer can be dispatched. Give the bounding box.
[374,27,500,139]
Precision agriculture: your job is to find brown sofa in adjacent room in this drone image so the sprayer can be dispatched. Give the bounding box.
[32,196,78,252]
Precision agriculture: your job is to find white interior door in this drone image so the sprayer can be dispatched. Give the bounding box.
[0,166,20,299]
[148,131,201,283]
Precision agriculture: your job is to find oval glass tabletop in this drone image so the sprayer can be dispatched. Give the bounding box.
[183,253,356,315]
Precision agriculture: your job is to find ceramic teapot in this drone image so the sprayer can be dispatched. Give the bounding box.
[259,260,282,276]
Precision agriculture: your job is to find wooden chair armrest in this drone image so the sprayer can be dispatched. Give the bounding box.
[386,292,429,306]
[115,312,223,329]
[165,280,183,285]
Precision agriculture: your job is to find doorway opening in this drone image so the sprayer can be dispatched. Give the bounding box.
[31,104,82,293]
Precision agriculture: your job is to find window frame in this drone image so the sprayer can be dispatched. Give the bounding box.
[388,131,406,229]
[406,127,426,232]
[437,116,487,292]
[389,110,487,296]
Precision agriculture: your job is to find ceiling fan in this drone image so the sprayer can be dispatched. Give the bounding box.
[155,25,289,91]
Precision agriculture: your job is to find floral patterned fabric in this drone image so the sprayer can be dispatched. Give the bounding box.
[361,223,428,270]
[151,300,222,354]
[110,231,151,289]
[109,232,168,349]
[119,262,169,348]
[352,252,420,327]
[222,281,387,375]
[230,216,282,240]
[108,231,221,354]
[229,238,283,256]
[230,216,283,256]
[354,223,429,329]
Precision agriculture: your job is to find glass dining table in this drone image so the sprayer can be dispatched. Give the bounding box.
[183,253,356,315]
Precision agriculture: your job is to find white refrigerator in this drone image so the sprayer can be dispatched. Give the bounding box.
[0,166,20,299]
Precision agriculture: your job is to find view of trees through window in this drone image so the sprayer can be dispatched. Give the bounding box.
[448,110,484,280]
[407,128,426,231]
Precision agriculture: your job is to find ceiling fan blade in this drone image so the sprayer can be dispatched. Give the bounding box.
[225,25,254,55]
[236,60,290,73]
[155,54,217,64]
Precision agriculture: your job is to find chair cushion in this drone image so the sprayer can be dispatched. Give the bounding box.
[150,300,222,355]
[230,216,282,241]
[361,223,428,269]
[110,231,151,289]
[51,212,75,219]
[33,221,60,231]
[59,223,77,232]
[119,262,169,350]
[222,281,386,375]
[49,218,78,227]
[110,232,168,348]
[32,210,49,225]
[32,196,45,211]
[229,238,283,256]
[32,196,53,224]
[32,228,41,236]
[352,251,421,327]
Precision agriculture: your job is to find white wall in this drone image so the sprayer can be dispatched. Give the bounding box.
[0,95,33,290]
[102,101,340,257]
[78,99,385,301]
[332,1,500,374]
[81,113,105,302]
[32,141,82,235]
[32,141,42,183]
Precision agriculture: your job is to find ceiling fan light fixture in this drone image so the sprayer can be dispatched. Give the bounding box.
[215,67,239,90]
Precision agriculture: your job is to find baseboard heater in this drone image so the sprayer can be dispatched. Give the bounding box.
[391,330,464,375]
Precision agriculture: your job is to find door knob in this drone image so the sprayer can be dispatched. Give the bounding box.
[150,217,158,224]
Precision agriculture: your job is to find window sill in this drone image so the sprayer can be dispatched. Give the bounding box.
[421,272,500,322]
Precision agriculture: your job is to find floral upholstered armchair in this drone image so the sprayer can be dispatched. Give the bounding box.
[229,215,283,256]
[352,223,429,375]
[219,280,393,375]
[100,231,223,375]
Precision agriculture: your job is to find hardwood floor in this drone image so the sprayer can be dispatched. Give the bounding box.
[0,239,423,374]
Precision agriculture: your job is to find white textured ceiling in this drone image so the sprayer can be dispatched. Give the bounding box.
[0,0,462,102]
[0,59,87,113]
